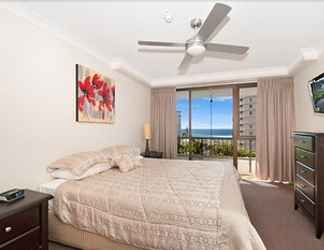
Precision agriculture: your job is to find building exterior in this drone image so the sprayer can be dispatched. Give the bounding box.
[239,95,256,151]
[176,111,182,136]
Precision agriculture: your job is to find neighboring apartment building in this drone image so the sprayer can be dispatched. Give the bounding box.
[176,111,182,136]
[239,95,256,151]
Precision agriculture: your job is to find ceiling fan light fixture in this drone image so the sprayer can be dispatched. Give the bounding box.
[137,3,249,70]
[187,43,206,57]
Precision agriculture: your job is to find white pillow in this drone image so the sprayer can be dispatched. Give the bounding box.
[50,163,110,180]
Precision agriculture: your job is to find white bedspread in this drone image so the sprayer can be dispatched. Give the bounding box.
[54,159,265,250]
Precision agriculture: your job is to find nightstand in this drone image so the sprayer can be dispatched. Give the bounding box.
[0,189,52,250]
[141,151,163,159]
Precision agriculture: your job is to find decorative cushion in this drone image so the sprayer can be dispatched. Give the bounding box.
[100,145,141,166]
[115,154,144,173]
[115,154,134,172]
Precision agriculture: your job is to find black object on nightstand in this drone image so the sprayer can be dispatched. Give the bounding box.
[0,189,53,250]
[141,151,163,159]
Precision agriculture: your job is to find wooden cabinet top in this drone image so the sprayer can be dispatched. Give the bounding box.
[0,190,52,220]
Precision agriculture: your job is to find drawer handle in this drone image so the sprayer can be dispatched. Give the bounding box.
[300,169,307,174]
[4,226,12,233]
[299,184,306,189]
[300,199,305,203]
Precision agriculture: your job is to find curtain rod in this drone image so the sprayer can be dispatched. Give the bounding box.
[176,81,257,91]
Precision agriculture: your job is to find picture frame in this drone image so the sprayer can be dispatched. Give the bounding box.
[76,64,115,123]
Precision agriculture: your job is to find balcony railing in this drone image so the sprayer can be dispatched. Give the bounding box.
[177,136,256,171]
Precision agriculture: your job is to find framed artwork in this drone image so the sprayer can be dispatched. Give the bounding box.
[76,64,115,123]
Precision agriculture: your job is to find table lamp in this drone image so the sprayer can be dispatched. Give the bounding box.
[144,123,151,156]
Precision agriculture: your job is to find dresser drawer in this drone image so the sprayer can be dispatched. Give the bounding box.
[0,227,40,250]
[295,148,315,169]
[296,189,315,217]
[296,176,315,202]
[0,206,39,244]
[296,162,315,186]
[294,135,314,152]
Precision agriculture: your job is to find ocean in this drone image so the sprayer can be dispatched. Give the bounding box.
[179,129,233,138]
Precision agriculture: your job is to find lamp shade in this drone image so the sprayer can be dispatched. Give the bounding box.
[144,123,151,139]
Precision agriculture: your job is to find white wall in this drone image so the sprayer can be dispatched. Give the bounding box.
[293,52,324,131]
[0,8,151,191]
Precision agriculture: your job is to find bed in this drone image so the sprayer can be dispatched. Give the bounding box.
[43,158,265,250]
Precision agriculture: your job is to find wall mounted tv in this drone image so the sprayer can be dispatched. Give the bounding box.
[310,73,324,113]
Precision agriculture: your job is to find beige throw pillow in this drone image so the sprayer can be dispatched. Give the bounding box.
[115,154,144,172]
[115,154,134,172]
[48,151,109,176]
[100,145,141,166]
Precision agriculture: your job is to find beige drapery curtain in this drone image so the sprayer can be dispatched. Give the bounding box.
[151,87,177,158]
[255,77,295,182]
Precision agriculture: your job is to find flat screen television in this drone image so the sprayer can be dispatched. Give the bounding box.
[309,73,324,113]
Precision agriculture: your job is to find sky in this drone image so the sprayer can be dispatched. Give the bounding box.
[176,95,233,130]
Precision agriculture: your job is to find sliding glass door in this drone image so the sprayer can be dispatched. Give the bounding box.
[176,87,233,161]
[176,83,257,173]
[238,86,257,176]
[176,91,189,159]
[191,88,233,160]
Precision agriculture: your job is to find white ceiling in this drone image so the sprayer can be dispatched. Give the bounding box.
[7,1,324,86]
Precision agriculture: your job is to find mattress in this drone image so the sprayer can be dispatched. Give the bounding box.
[53,158,266,250]
[49,210,142,250]
[39,179,67,208]
[40,179,68,196]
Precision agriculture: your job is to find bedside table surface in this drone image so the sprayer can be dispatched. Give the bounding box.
[141,151,163,158]
[0,189,52,220]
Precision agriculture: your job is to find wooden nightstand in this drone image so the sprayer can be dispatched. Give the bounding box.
[0,189,52,250]
[141,151,163,159]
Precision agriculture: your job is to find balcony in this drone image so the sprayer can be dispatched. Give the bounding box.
[177,136,256,174]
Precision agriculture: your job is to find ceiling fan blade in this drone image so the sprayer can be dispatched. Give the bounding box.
[178,54,192,71]
[138,41,185,47]
[197,3,231,42]
[205,43,249,54]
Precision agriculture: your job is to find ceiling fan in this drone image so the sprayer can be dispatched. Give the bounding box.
[138,3,249,71]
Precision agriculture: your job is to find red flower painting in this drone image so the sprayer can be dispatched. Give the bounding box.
[98,83,113,112]
[78,76,95,111]
[76,64,115,123]
[92,73,104,90]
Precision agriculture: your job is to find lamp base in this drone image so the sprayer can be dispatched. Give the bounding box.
[144,139,150,156]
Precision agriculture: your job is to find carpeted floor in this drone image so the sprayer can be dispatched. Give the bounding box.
[49,180,324,250]
[240,180,324,250]
[49,242,75,250]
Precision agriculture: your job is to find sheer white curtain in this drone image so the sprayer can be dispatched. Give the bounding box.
[255,77,295,182]
[151,87,177,158]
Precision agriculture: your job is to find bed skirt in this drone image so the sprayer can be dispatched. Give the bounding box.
[49,210,143,250]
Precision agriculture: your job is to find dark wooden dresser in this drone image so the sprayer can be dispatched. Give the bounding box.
[0,190,52,250]
[293,131,324,238]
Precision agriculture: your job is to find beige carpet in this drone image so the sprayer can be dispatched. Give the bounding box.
[49,242,76,250]
[50,180,324,250]
[240,180,324,250]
